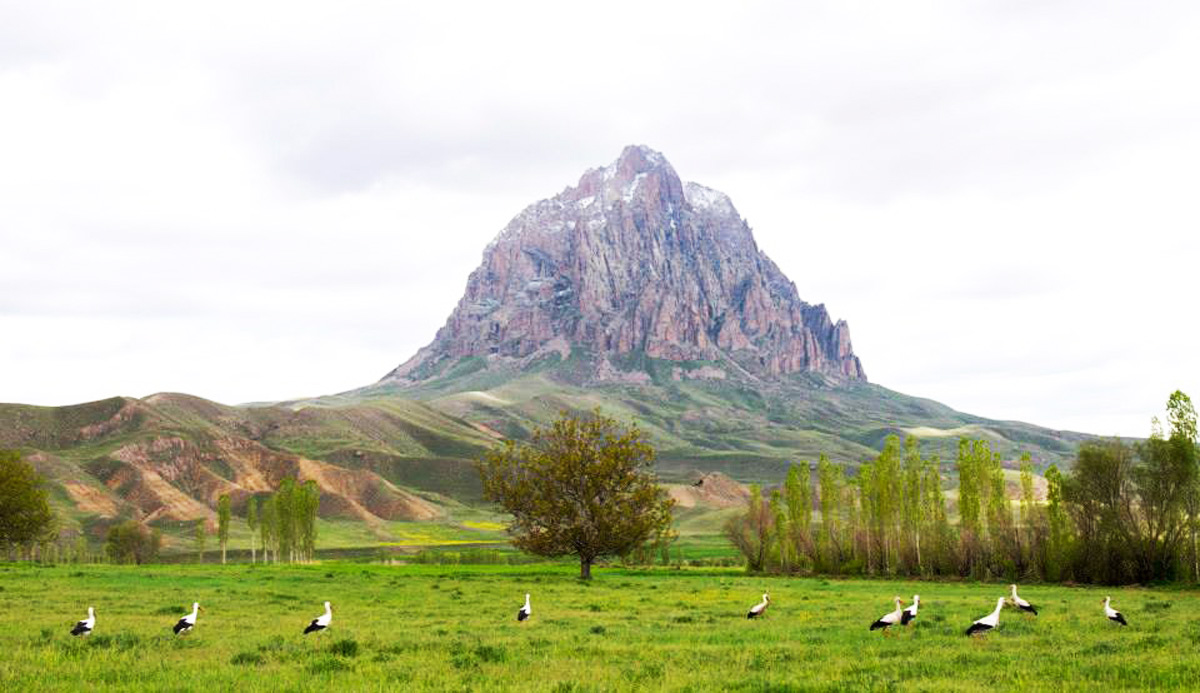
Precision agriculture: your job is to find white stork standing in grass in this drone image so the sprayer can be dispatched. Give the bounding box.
[900,595,920,626]
[173,602,200,635]
[966,597,1006,636]
[747,593,769,619]
[70,607,95,637]
[1010,584,1038,615]
[518,594,531,622]
[303,601,332,635]
[869,597,903,634]
[1104,596,1128,626]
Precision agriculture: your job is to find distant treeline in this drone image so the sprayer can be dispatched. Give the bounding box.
[726,391,1198,585]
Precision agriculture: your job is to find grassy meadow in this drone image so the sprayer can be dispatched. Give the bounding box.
[2,562,1198,691]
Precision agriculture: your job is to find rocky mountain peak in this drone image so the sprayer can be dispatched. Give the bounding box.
[383,146,866,385]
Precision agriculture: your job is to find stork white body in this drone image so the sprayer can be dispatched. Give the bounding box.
[70,607,95,637]
[1010,584,1037,615]
[967,597,1006,636]
[173,602,199,635]
[1104,596,1128,626]
[747,593,769,619]
[870,597,904,632]
[900,595,920,626]
[304,601,332,635]
[518,594,531,622]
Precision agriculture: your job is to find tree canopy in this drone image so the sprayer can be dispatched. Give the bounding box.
[104,520,162,564]
[477,410,674,579]
[0,450,56,549]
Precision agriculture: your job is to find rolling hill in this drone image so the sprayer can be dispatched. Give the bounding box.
[1,146,1092,548]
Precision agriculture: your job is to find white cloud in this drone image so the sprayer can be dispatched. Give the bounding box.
[0,0,1197,436]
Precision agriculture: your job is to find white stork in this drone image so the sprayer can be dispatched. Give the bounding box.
[1010,584,1037,615]
[966,597,1006,636]
[747,593,770,619]
[518,594,531,622]
[303,601,332,635]
[869,596,903,633]
[173,602,200,635]
[900,595,920,626]
[70,606,95,637]
[1104,596,1128,626]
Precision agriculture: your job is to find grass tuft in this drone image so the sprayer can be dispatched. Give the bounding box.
[230,651,265,666]
[328,638,360,658]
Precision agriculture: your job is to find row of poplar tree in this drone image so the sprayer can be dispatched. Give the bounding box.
[725,390,1199,585]
[233,477,321,564]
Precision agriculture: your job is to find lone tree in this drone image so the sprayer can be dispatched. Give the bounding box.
[477,410,674,580]
[0,450,55,552]
[104,521,162,565]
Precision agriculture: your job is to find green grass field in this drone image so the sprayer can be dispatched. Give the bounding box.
[2,562,1198,691]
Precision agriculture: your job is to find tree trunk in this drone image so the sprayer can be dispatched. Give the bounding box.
[580,557,593,580]
[221,543,227,565]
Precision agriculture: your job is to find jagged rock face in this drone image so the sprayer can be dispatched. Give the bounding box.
[386,145,865,383]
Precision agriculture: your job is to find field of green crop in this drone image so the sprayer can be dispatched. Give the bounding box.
[2,562,1198,691]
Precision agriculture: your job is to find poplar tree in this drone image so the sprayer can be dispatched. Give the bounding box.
[983,443,1010,563]
[816,454,841,571]
[260,496,277,564]
[857,462,877,573]
[1044,464,1069,581]
[217,494,231,565]
[922,454,951,574]
[301,480,319,562]
[845,471,865,571]
[1166,391,1198,582]
[246,497,259,564]
[276,478,296,563]
[785,463,813,565]
[770,488,790,572]
[902,437,924,572]
[193,519,206,564]
[956,438,982,574]
[1019,453,1035,570]
[875,436,902,573]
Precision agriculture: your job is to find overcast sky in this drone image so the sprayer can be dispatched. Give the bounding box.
[1,1,1197,437]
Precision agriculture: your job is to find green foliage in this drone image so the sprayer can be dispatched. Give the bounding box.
[724,484,771,572]
[816,454,843,572]
[0,450,55,548]
[246,497,259,564]
[478,410,675,579]
[250,480,319,564]
[193,520,207,564]
[784,463,812,567]
[217,494,231,564]
[104,521,161,565]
